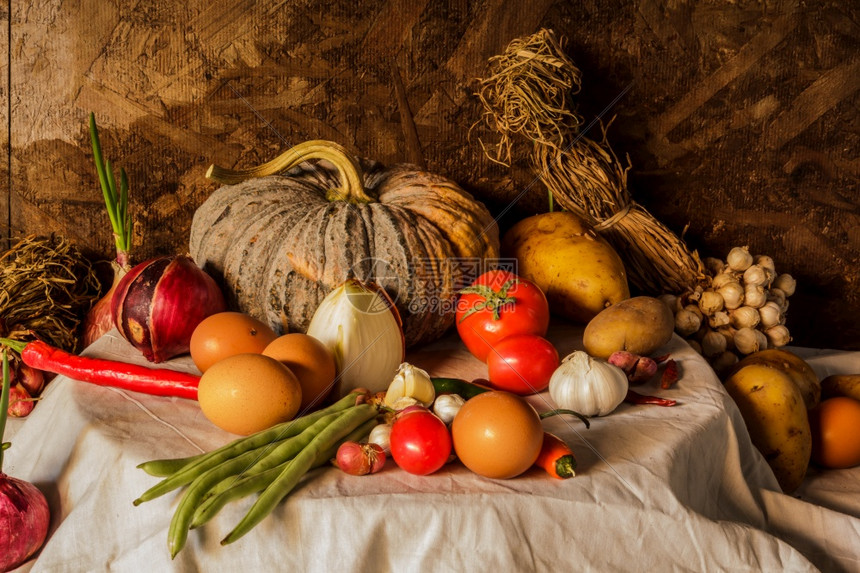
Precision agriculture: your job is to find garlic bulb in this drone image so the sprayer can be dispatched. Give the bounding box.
[698,291,724,315]
[754,255,776,275]
[734,327,767,355]
[432,393,465,425]
[674,308,702,337]
[765,325,792,348]
[384,362,436,408]
[729,306,761,329]
[758,301,783,329]
[704,257,726,276]
[658,293,680,313]
[367,423,392,453]
[742,264,769,287]
[702,330,727,357]
[717,281,744,310]
[549,351,628,417]
[772,274,796,297]
[710,351,738,375]
[712,272,739,290]
[743,284,767,308]
[727,247,753,272]
[708,311,730,329]
[687,339,703,355]
[768,288,787,310]
[307,279,405,395]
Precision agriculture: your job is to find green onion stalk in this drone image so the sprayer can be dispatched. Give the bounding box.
[82,113,134,347]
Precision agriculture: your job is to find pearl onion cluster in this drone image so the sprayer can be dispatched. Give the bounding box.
[660,246,796,375]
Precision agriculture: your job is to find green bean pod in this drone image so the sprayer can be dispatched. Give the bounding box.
[221,404,379,545]
[190,417,377,529]
[135,393,362,503]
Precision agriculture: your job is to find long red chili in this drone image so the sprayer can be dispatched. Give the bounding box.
[624,389,676,407]
[0,338,200,400]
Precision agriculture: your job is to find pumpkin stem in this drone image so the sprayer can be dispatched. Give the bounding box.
[206,140,375,204]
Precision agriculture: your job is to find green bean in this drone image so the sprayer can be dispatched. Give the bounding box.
[137,454,204,477]
[135,393,361,503]
[189,417,377,529]
[220,404,378,545]
[166,411,346,557]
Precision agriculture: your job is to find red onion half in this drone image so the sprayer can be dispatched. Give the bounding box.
[111,255,226,363]
[0,473,50,571]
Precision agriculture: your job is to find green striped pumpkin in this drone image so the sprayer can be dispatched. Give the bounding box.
[189,141,500,348]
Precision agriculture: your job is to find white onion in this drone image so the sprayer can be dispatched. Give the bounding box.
[307,279,405,396]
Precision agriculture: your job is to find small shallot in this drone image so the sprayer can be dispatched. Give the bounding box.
[335,441,386,476]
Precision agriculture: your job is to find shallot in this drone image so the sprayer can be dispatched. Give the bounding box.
[111,255,226,363]
[335,441,386,476]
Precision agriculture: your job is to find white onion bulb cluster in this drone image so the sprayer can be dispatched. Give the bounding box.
[660,246,796,375]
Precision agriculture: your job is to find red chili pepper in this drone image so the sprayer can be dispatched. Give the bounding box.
[660,359,679,389]
[534,431,577,479]
[624,389,676,407]
[0,338,200,400]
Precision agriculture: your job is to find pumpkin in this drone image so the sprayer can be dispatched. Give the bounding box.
[189,140,500,348]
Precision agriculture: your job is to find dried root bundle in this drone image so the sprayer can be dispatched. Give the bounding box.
[0,234,100,352]
[473,28,583,166]
[476,29,705,295]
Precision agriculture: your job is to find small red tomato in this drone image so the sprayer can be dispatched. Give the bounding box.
[487,334,559,395]
[456,270,550,362]
[389,408,452,475]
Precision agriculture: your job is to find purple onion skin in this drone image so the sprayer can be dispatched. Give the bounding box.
[111,255,227,363]
[0,473,50,571]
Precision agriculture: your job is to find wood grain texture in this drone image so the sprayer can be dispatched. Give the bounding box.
[5,0,859,349]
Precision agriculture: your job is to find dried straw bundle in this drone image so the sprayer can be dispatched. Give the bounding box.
[473,28,583,166]
[476,28,705,295]
[0,235,100,352]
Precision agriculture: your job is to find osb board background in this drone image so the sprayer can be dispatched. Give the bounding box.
[1,0,858,350]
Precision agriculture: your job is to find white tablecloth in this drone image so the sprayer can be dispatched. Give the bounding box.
[5,327,859,572]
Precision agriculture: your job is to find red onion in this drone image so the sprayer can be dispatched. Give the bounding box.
[335,441,386,476]
[111,255,226,363]
[6,385,35,418]
[16,364,44,396]
[83,262,129,348]
[0,473,50,570]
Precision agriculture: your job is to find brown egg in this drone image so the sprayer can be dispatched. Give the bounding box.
[262,333,337,412]
[197,353,302,436]
[190,311,278,373]
[451,391,544,479]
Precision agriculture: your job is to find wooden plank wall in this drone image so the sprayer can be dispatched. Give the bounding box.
[3,0,859,349]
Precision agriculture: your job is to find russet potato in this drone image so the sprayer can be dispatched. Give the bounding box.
[582,296,675,359]
[723,362,812,493]
[501,212,629,323]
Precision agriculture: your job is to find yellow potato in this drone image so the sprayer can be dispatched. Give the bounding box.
[821,374,860,401]
[501,212,629,323]
[582,296,674,359]
[724,363,811,493]
[727,349,821,410]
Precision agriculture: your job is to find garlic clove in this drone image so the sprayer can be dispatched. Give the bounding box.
[384,362,436,408]
[432,393,466,425]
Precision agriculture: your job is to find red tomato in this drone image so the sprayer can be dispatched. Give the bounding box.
[389,408,452,475]
[456,270,550,362]
[487,334,559,395]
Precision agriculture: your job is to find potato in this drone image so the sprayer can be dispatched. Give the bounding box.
[501,212,629,323]
[821,374,860,401]
[726,348,820,410]
[582,296,674,359]
[724,363,811,493]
